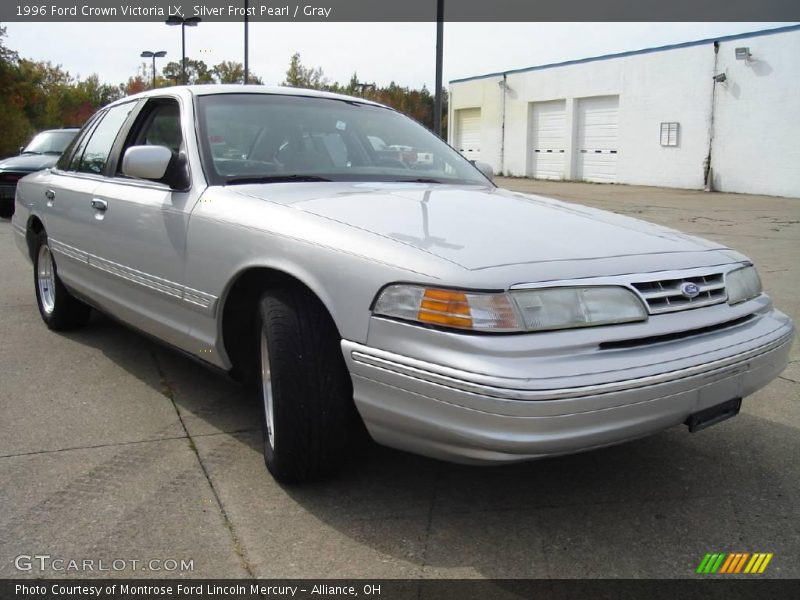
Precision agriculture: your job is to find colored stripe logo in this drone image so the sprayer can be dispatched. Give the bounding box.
[696,552,773,574]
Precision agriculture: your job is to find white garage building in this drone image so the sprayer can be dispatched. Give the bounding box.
[448,25,800,198]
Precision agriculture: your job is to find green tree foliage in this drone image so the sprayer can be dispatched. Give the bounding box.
[282,57,448,135]
[162,58,214,85]
[212,60,263,84]
[0,29,444,158]
[60,74,120,126]
[0,29,34,157]
[0,28,121,156]
[281,52,328,89]
[213,60,243,84]
[161,57,262,85]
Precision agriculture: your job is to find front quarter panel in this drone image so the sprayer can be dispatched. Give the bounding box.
[183,186,462,367]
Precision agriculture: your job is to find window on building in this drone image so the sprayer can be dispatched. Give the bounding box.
[660,122,679,147]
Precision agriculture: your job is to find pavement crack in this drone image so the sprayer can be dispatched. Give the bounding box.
[417,465,442,592]
[0,435,190,459]
[779,375,800,386]
[150,349,259,580]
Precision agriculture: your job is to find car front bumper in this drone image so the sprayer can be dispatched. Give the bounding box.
[342,307,794,464]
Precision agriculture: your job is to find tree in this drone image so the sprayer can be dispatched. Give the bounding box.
[162,58,214,85]
[0,30,122,156]
[122,75,148,96]
[62,74,119,125]
[276,55,448,135]
[120,63,149,96]
[213,60,243,83]
[282,53,327,89]
[0,26,30,157]
[211,60,263,85]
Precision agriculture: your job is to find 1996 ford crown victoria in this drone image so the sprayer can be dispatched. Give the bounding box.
[11,86,795,482]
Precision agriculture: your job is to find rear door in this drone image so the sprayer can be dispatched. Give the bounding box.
[42,102,137,297]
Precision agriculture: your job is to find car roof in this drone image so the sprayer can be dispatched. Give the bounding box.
[111,84,385,109]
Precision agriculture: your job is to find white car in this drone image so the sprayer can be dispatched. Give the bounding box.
[11,86,795,482]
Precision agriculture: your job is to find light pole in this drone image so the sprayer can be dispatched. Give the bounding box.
[244,0,249,84]
[140,50,167,89]
[434,0,444,138]
[165,15,201,85]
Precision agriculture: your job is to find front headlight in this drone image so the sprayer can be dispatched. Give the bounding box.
[512,286,648,331]
[372,284,647,333]
[726,265,762,305]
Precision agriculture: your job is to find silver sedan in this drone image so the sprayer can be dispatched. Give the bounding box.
[11,86,795,482]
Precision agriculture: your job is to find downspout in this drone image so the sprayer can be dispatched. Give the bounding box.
[704,41,720,192]
[499,73,507,176]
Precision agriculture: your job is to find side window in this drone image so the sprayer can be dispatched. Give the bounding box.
[127,99,183,155]
[57,112,102,171]
[75,102,134,175]
[66,112,104,171]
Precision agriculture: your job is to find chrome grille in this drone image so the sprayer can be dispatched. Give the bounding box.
[631,273,727,314]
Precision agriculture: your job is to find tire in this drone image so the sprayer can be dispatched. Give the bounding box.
[256,286,360,483]
[33,230,91,330]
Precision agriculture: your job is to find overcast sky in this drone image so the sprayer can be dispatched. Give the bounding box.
[4,22,796,88]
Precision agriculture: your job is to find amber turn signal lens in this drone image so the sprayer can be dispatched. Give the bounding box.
[372,284,523,332]
[418,289,474,328]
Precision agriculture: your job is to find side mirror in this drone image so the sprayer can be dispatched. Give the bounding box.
[472,160,494,181]
[122,145,190,191]
[19,146,24,154]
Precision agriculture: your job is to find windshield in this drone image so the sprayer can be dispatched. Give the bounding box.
[23,131,77,155]
[196,93,490,186]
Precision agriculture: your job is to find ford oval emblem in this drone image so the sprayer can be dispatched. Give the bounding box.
[681,282,701,299]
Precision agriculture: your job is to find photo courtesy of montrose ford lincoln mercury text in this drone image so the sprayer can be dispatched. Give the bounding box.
[10,86,795,483]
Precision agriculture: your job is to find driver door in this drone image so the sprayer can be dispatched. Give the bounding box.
[85,96,202,350]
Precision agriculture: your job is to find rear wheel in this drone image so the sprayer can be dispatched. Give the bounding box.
[257,286,360,483]
[33,230,91,330]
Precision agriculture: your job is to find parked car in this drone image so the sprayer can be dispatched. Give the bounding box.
[0,129,79,218]
[11,87,794,483]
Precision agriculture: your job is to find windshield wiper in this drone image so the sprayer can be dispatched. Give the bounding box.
[20,150,41,155]
[392,177,443,184]
[42,151,63,155]
[224,174,332,185]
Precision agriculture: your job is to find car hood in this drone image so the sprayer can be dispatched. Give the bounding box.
[232,182,728,270]
[0,154,58,172]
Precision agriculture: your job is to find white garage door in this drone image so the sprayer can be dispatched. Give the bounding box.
[454,108,481,161]
[576,95,619,183]
[529,100,566,179]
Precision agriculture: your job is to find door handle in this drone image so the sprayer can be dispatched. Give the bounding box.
[45,189,55,200]
[90,198,108,212]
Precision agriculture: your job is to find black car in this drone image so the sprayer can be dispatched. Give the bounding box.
[0,128,79,217]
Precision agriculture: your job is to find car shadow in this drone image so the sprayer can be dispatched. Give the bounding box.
[59,311,799,579]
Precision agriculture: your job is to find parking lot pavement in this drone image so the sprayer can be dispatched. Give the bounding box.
[1,180,798,581]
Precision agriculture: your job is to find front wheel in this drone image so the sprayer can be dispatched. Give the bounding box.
[257,286,361,483]
[33,230,91,330]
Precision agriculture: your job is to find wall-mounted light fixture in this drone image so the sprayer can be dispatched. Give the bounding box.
[712,73,727,83]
